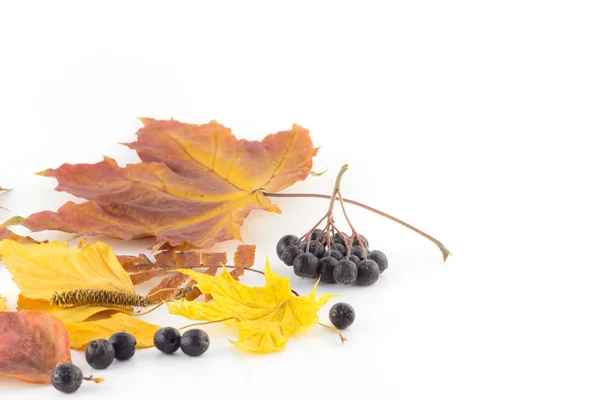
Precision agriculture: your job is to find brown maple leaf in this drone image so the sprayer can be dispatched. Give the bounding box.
[6,119,317,250]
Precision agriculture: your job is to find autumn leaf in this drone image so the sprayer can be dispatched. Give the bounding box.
[0,296,7,312]
[122,249,203,286]
[121,246,254,302]
[7,119,318,250]
[64,313,160,351]
[0,228,39,246]
[16,295,124,324]
[0,311,72,384]
[0,239,141,322]
[147,273,189,302]
[167,259,336,353]
[118,253,156,273]
[0,187,38,247]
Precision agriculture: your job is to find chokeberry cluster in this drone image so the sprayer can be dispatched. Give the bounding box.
[276,229,388,286]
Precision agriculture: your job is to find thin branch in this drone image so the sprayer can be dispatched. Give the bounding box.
[263,191,451,261]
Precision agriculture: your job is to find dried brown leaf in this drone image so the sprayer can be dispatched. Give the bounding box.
[117,254,156,273]
[202,252,227,266]
[147,273,188,302]
[233,244,256,268]
[155,249,201,268]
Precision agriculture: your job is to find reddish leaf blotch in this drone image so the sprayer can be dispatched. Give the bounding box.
[0,311,72,384]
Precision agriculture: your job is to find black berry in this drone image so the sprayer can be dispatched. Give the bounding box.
[333,242,348,256]
[310,229,323,241]
[85,339,115,370]
[368,250,388,273]
[333,260,358,285]
[51,363,83,394]
[350,245,367,260]
[276,234,299,258]
[180,329,210,357]
[333,232,350,245]
[281,245,304,266]
[309,240,327,258]
[318,256,339,283]
[346,255,361,265]
[327,249,344,261]
[109,332,137,361]
[293,253,319,278]
[154,327,181,354]
[352,234,369,248]
[329,302,355,330]
[356,260,380,286]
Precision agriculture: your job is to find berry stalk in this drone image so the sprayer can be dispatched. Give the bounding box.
[263,171,452,261]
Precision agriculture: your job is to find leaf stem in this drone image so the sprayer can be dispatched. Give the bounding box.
[187,265,301,296]
[177,317,236,331]
[134,302,164,316]
[84,376,104,383]
[263,191,451,261]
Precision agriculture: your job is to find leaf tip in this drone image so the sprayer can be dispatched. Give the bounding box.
[310,167,328,177]
[1,215,24,228]
[35,168,55,177]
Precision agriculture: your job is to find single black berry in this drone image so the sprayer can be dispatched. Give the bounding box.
[352,234,369,248]
[333,232,350,245]
[346,254,361,265]
[154,327,181,354]
[327,249,344,261]
[109,332,137,361]
[85,339,115,370]
[318,256,339,283]
[329,302,355,330]
[368,250,388,273]
[333,242,348,256]
[51,363,83,394]
[333,260,358,285]
[356,260,380,286]
[276,234,299,258]
[180,329,210,356]
[310,229,323,241]
[293,253,319,278]
[281,245,304,266]
[350,245,367,260]
[309,240,327,258]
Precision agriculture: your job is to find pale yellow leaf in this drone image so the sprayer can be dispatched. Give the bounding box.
[0,296,7,312]
[64,313,161,350]
[168,259,336,353]
[0,240,135,300]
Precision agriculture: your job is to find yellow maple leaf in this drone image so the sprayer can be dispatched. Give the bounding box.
[64,313,160,350]
[0,296,7,312]
[0,239,139,322]
[168,259,337,353]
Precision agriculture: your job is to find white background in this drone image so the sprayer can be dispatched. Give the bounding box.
[1,1,599,399]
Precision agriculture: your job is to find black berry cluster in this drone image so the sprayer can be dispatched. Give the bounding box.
[276,230,388,286]
[154,327,210,357]
[85,332,137,370]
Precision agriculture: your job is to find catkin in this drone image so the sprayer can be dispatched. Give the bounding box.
[50,289,150,309]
